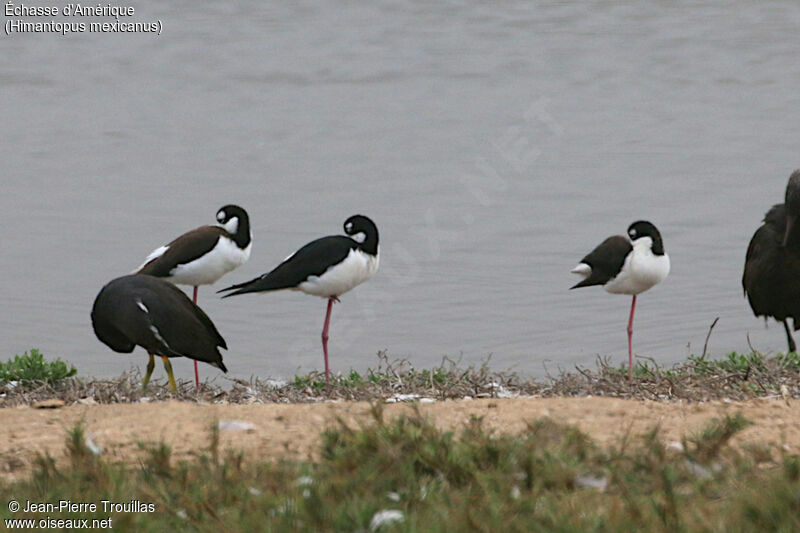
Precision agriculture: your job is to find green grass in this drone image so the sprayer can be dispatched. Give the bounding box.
[599,349,800,381]
[689,351,768,375]
[776,350,800,368]
[686,350,800,375]
[2,408,799,532]
[291,366,457,392]
[0,349,76,385]
[292,369,383,390]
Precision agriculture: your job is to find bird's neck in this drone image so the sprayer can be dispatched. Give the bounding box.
[633,236,664,257]
[358,229,379,256]
[229,218,251,249]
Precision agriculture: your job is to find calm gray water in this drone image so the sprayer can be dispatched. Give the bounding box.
[3,1,800,382]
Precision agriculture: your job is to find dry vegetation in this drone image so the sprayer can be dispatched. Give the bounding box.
[3,348,800,531]
[3,349,800,408]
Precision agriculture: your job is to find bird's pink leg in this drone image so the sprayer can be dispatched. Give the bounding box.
[321,297,335,388]
[627,294,636,382]
[193,286,200,389]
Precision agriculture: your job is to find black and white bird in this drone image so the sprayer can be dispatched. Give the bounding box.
[218,214,379,387]
[136,205,251,386]
[570,220,670,381]
[91,274,228,392]
[743,170,800,353]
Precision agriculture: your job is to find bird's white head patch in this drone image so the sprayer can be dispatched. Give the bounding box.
[351,231,366,244]
[222,216,239,235]
[632,235,654,250]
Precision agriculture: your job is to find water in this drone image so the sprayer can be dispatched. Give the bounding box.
[3,1,800,382]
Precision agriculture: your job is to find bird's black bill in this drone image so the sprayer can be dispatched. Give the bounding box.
[783,214,796,247]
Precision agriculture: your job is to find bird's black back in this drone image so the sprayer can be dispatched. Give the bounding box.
[743,203,800,326]
[138,227,225,278]
[219,214,379,297]
[220,236,356,296]
[91,274,227,370]
[571,235,632,289]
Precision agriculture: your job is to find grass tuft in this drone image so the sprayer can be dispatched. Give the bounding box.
[3,409,795,531]
[0,349,76,385]
[687,413,753,463]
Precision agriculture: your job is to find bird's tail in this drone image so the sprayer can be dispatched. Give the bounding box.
[217,277,260,298]
[570,278,597,290]
[569,263,594,290]
[218,274,288,298]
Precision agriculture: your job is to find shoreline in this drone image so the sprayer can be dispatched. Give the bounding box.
[3,396,799,482]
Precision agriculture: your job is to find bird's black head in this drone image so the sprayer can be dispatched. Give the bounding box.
[781,170,800,248]
[785,170,800,212]
[627,220,665,255]
[344,214,379,255]
[216,205,251,248]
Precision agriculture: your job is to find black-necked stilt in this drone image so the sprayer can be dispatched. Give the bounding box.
[570,220,670,381]
[136,205,251,386]
[743,170,800,353]
[218,214,379,387]
[91,274,228,392]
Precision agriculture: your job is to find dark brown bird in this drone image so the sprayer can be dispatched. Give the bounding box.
[743,169,800,353]
[91,274,228,392]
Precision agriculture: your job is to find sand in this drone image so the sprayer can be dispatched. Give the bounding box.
[2,397,799,481]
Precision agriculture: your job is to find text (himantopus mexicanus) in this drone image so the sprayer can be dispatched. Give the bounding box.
[570,220,670,381]
[219,214,379,388]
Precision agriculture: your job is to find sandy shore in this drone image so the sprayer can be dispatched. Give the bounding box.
[3,396,799,481]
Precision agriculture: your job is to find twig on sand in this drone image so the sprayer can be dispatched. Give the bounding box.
[636,355,661,381]
[746,332,757,356]
[701,317,720,361]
